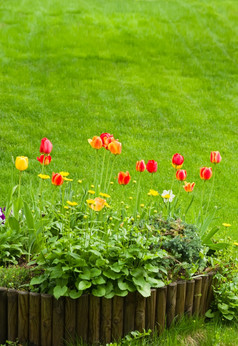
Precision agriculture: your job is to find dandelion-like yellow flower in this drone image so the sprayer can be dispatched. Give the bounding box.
[86,199,95,204]
[148,189,159,196]
[126,206,130,209]
[91,184,95,188]
[140,204,145,208]
[64,206,70,209]
[63,177,73,182]
[60,172,70,177]
[88,190,95,194]
[133,180,137,184]
[104,202,111,208]
[78,180,82,184]
[222,223,231,227]
[99,192,111,198]
[83,215,88,219]
[110,182,114,185]
[38,174,50,180]
[154,210,157,213]
[137,215,140,219]
[67,201,78,206]
[234,242,238,246]
[129,197,133,200]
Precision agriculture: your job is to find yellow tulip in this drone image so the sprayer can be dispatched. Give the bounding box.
[15,156,28,171]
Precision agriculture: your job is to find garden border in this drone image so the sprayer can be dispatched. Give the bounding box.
[0,272,214,345]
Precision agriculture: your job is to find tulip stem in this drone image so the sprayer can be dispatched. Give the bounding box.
[99,150,106,190]
[135,173,142,216]
[200,180,206,220]
[18,171,22,199]
[205,165,216,217]
[107,155,116,193]
[94,150,99,192]
[104,152,110,191]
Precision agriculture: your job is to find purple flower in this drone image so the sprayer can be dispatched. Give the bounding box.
[0,208,6,224]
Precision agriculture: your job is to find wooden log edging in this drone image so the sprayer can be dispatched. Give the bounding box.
[0,274,215,345]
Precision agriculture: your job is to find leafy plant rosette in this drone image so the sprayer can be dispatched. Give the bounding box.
[0,135,232,302]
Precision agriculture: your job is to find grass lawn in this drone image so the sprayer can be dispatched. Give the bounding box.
[0,0,238,343]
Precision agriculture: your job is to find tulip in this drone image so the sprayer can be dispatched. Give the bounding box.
[136,160,146,172]
[172,153,184,169]
[146,160,158,173]
[200,167,212,180]
[118,171,131,185]
[88,136,103,150]
[108,140,122,155]
[100,133,114,150]
[87,197,106,211]
[176,169,187,181]
[15,156,28,171]
[52,173,64,186]
[183,182,195,192]
[40,138,53,154]
[37,155,51,165]
[210,151,221,164]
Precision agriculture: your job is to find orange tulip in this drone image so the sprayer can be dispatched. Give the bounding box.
[37,155,51,165]
[100,133,114,150]
[200,167,212,180]
[183,182,195,192]
[210,151,221,164]
[88,197,106,211]
[176,169,187,181]
[108,140,122,155]
[88,136,103,150]
[118,171,130,185]
[136,160,146,172]
[52,173,64,186]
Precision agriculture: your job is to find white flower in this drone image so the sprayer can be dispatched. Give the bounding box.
[161,190,175,203]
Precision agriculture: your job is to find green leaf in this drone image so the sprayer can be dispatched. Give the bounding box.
[8,217,19,232]
[24,202,35,230]
[130,268,144,278]
[30,275,47,285]
[144,264,159,273]
[92,277,106,285]
[50,266,63,279]
[69,290,82,299]
[90,268,101,277]
[132,275,146,287]
[79,268,91,280]
[205,309,215,318]
[103,269,121,280]
[92,286,106,297]
[78,280,91,290]
[137,283,151,297]
[53,285,68,299]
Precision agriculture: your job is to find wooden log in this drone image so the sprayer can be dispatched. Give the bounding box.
[146,289,156,331]
[166,282,177,328]
[101,297,112,344]
[135,292,146,332]
[7,289,18,341]
[175,281,186,319]
[155,286,167,334]
[185,280,195,316]
[193,277,202,316]
[76,294,89,342]
[206,272,214,312]
[18,291,29,342]
[112,296,123,341]
[123,292,135,336]
[0,287,7,343]
[41,294,53,346]
[89,295,100,344]
[29,292,41,346]
[200,275,209,315]
[65,297,76,342]
[52,297,64,346]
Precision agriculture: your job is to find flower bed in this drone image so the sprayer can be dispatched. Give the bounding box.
[0,273,214,345]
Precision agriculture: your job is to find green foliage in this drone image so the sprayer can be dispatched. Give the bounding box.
[0,266,32,290]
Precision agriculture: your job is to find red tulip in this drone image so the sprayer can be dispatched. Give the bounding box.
[200,167,212,180]
[52,173,64,186]
[210,151,221,164]
[172,153,184,169]
[108,140,122,155]
[40,138,53,154]
[88,136,103,150]
[136,160,146,172]
[176,169,187,181]
[183,182,195,192]
[37,155,51,165]
[100,133,114,150]
[118,171,131,185]
[146,160,158,173]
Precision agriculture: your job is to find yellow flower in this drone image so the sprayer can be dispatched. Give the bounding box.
[109,217,113,220]
[126,205,130,209]
[15,156,28,171]
[133,180,137,184]
[38,174,50,180]
[60,172,70,177]
[64,206,70,209]
[67,201,78,206]
[99,192,111,198]
[86,199,95,204]
[110,182,114,185]
[234,242,238,246]
[88,190,95,194]
[137,215,140,219]
[129,197,133,200]
[140,204,145,208]
[83,215,88,219]
[154,210,157,213]
[148,189,159,196]
[63,177,73,182]
[78,180,83,184]
[91,184,95,188]
[104,202,111,208]
[222,223,231,227]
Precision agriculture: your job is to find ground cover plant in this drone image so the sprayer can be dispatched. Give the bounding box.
[0,0,238,344]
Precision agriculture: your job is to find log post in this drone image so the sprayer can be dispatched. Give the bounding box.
[7,289,18,341]
[146,289,156,331]
[0,287,7,343]
[29,292,41,346]
[112,296,123,341]
[65,297,76,342]
[166,282,177,328]
[52,297,64,346]
[193,277,202,316]
[88,295,100,344]
[18,291,29,342]
[41,294,53,346]
[155,286,167,334]
[76,294,89,342]
[135,292,146,332]
[200,275,209,315]
[123,292,135,336]
[101,297,112,344]
[185,280,195,316]
[175,281,186,320]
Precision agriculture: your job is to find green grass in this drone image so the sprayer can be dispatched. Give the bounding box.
[0,0,237,220]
